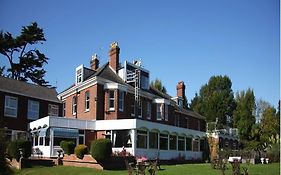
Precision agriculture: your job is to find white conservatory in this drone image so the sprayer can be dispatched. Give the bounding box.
[29,116,206,160]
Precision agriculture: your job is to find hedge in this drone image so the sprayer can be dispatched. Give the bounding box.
[74,144,88,159]
[7,140,32,161]
[60,141,75,155]
[90,139,112,161]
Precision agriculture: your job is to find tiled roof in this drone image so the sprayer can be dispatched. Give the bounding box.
[0,76,61,103]
[94,63,126,85]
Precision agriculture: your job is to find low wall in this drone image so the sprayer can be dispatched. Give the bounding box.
[62,154,103,170]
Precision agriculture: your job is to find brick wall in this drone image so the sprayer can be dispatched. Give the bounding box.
[0,91,62,131]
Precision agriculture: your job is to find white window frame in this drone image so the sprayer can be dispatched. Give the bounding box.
[27,100,39,120]
[131,102,135,117]
[4,96,18,118]
[85,91,90,112]
[146,101,151,120]
[72,96,77,115]
[165,104,169,121]
[156,103,162,120]
[76,68,83,84]
[108,90,115,111]
[137,100,142,118]
[119,91,124,112]
[48,104,59,116]
[186,117,189,129]
[62,101,66,116]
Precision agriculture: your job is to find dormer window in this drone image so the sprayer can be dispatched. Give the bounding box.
[178,98,183,108]
[76,65,84,84]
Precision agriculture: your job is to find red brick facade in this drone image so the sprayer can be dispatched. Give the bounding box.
[60,43,205,134]
[0,91,62,132]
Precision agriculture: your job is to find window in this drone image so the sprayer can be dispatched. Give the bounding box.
[72,96,77,115]
[200,139,205,151]
[4,96,18,118]
[108,90,115,111]
[178,99,183,108]
[113,130,131,148]
[186,137,192,151]
[34,135,38,146]
[159,133,168,150]
[137,130,147,149]
[178,136,185,151]
[192,139,200,152]
[76,68,82,84]
[79,130,85,144]
[54,137,76,146]
[62,101,66,117]
[174,115,180,127]
[149,132,158,149]
[169,135,177,150]
[45,137,50,146]
[146,102,151,120]
[28,100,39,120]
[137,101,142,118]
[131,102,135,117]
[85,91,90,111]
[156,104,164,120]
[48,104,59,116]
[141,75,149,90]
[186,118,189,129]
[197,120,201,130]
[165,104,169,121]
[39,137,44,146]
[119,91,124,111]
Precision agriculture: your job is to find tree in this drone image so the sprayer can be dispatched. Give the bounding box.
[254,99,271,123]
[0,22,49,86]
[260,106,279,145]
[150,78,167,93]
[233,89,256,143]
[190,75,236,128]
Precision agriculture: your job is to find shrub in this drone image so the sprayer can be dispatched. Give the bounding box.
[60,141,75,155]
[74,144,88,159]
[0,130,8,174]
[90,139,112,161]
[7,140,31,161]
[267,143,280,162]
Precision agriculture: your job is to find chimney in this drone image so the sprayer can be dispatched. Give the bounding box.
[176,81,186,99]
[108,41,120,72]
[90,53,99,71]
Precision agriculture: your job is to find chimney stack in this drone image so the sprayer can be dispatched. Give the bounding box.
[90,53,99,71]
[108,42,120,72]
[176,81,186,99]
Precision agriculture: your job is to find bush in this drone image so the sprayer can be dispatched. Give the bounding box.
[90,139,112,161]
[267,143,280,162]
[7,140,31,161]
[0,130,8,174]
[60,141,75,155]
[74,144,88,159]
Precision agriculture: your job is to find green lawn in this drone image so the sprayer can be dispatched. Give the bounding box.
[13,163,280,175]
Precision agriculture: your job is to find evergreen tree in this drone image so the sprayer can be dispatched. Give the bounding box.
[0,22,49,86]
[233,89,256,143]
[150,78,167,93]
[190,75,236,128]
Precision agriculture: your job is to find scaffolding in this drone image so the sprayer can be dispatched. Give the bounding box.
[126,68,141,117]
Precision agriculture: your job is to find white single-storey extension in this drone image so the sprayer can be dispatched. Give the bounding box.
[29,116,206,160]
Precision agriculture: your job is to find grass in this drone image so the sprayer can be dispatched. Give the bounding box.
[12,163,280,175]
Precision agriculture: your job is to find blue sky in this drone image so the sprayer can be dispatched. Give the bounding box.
[0,0,279,107]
